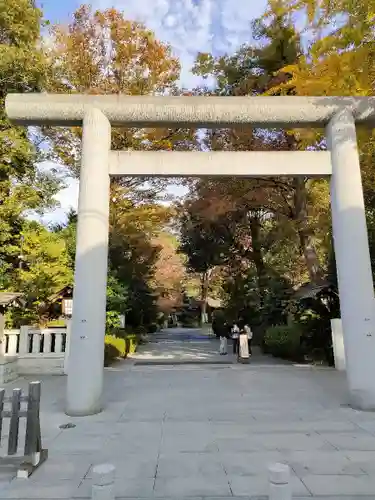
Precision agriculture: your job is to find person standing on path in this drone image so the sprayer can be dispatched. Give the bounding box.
[237,319,250,363]
[219,322,229,355]
[244,323,253,356]
[232,322,240,355]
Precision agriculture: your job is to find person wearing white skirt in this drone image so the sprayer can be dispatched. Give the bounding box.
[244,323,253,356]
[238,320,252,363]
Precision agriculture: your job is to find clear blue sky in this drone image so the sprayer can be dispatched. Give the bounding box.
[38,0,78,24]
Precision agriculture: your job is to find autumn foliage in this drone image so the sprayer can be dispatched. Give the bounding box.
[1,0,375,349]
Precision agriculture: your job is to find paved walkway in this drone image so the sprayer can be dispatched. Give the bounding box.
[1,328,375,498]
[132,327,231,364]
[131,328,288,365]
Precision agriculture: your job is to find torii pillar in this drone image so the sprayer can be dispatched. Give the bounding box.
[66,109,111,415]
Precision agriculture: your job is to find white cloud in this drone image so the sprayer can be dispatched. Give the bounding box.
[47,176,79,224]
[92,0,268,88]
[30,162,79,225]
[41,0,268,223]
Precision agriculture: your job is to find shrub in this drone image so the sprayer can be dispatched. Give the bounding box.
[46,319,66,327]
[104,343,121,367]
[134,325,147,335]
[104,334,138,365]
[289,291,338,366]
[105,335,126,356]
[181,315,199,328]
[110,327,126,338]
[264,323,303,361]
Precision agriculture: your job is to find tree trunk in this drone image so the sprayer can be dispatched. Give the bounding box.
[293,178,324,283]
[249,214,268,305]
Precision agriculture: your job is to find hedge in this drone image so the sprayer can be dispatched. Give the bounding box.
[264,323,303,361]
[104,334,138,366]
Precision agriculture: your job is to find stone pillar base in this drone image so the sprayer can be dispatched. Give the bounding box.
[0,356,18,384]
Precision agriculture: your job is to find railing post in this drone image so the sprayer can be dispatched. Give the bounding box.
[42,331,52,354]
[24,381,41,457]
[19,381,48,478]
[19,326,29,355]
[8,388,21,455]
[8,333,18,356]
[0,381,48,478]
[55,332,63,354]
[32,332,41,354]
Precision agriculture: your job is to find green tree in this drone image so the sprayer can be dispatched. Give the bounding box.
[265,0,375,283]
[178,204,232,323]
[108,185,173,328]
[0,0,62,294]
[53,209,131,331]
[106,274,129,330]
[52,209,77,267]
[9,221,72,325]
[151,231,188,318]
[53,185,174,330]
[192,4,329,285]
[44,4,197,190]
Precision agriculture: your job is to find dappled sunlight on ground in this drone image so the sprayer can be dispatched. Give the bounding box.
[130,327,231,363]
[130,328,290,365]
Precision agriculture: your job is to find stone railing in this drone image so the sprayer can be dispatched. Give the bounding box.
[3,323,71,376]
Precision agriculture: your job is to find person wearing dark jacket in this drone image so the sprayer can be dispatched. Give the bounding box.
[219,322,230,355]
[231,322,240,355]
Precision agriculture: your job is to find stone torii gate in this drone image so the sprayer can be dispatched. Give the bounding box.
[6,94,375,416]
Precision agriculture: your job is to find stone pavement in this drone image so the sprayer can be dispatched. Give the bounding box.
[131,327,230,364]
[131,328,287,366]
[1,328,375,498]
